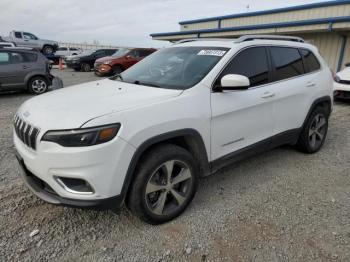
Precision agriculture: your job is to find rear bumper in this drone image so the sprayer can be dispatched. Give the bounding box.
[15,152,123,210]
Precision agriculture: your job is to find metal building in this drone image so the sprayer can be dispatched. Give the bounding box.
[151,0,350,72]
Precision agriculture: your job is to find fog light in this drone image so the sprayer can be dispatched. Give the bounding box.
[55,177,94,195]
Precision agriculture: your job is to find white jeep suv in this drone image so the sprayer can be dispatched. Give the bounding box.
[14,35,333,224]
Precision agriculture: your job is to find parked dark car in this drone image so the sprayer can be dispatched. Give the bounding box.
[0,48,53,94]
[94,48,156,76]
[65,49,118,72]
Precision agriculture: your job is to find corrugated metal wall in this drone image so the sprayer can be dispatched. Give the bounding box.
[181,4,350,31]
[299,33,343,71]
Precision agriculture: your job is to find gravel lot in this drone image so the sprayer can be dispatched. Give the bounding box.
[1,69,350,261]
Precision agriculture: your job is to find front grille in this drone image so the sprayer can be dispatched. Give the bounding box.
[338,79,350,85]
[14,114,40,150]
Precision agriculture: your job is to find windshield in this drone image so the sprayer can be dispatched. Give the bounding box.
[119,46,229,89]
[80,50,95,56]
[112,48,130,57]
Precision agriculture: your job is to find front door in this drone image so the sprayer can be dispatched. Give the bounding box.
[210,47,275,161]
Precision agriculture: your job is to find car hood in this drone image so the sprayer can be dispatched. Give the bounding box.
[95,56,118,63]
[336,67,350,80]
[17,79,183,130]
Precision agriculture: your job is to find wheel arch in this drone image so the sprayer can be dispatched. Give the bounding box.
[25,74,50,90]
[303,96,332,125]
[120,129,210,203]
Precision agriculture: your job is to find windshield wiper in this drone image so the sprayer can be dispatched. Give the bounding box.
[110,74,123,81]
[134,80,160,88]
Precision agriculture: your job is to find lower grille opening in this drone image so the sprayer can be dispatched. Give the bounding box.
[25,168,59,196]
[55,177,94,194]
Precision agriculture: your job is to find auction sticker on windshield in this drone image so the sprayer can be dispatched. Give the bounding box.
[197,50,227,56]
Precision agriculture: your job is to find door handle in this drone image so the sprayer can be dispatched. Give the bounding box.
[306,82,316,87]
[261,92,275,98]
[22,65,29,69]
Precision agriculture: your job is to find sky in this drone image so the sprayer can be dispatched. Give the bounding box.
[0,0,328,48]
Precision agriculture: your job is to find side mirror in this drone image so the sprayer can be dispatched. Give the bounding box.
[220,74,250,91]
[126,55,132,59]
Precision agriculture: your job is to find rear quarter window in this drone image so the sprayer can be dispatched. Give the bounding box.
[300,49,321,73]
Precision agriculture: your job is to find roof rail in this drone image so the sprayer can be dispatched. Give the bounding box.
[235,35,305,43]
[174,38,234,44]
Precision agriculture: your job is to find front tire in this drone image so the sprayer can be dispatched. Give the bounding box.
[127,144,198,224]
[296,107,329,153]
[28,76,49,95]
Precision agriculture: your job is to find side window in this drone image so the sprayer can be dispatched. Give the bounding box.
[9,52,24,63]
[70,47,77,51]
[22,52,38,62]
[219,47,269,87]
[0,52,10,63]
[139,50,154,57]
[14,32,22,38]
[106,49,116,56]
[270,47,304,81]
[300,49,321,73]
[23,32,37,40]
[58,47,67,51]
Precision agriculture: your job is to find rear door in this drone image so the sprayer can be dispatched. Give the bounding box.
[210,46,275,161]
[267,46,312,135]
[0,51,32,90]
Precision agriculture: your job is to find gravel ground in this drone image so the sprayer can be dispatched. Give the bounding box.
[0,69,350,261]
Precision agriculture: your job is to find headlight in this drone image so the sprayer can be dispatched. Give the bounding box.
[103,60,112,65]
[41,124,120,147]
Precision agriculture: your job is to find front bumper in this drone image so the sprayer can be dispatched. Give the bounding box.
[334,82,350,99]
[15,152,122,209]
[14,130,136,207]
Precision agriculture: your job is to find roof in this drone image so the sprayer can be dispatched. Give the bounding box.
[179,0,350,25]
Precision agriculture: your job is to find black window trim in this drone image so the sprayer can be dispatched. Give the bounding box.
[211,44,322,92]
[299,48,321,74]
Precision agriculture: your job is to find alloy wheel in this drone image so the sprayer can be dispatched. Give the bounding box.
[31,79,47,94]
[308,113,327,150]
[145,160,193,216]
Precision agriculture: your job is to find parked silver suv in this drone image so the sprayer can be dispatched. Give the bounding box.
[0,48,53,94]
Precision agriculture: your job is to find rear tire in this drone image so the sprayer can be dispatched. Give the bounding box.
[127,144,198,224]
[28,76,49,95]
[42,45,54,55]
[296,107,328,153]
[81,63,91,72]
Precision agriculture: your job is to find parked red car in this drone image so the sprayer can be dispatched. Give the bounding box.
[94,48,156,76]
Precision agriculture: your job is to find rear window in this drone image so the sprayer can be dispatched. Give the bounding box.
[300,49,321,73]
[270,47,304,81]
[14,32,22,38]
